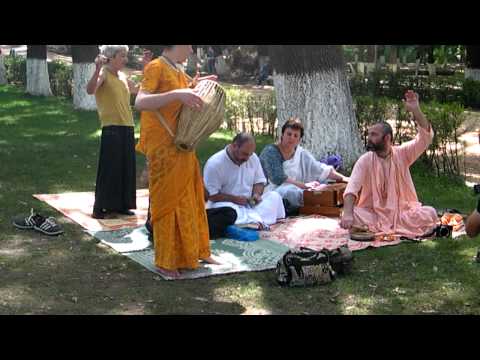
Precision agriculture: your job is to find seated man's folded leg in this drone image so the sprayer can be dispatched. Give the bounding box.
[255,191,286,225]
[207,207,237,239]
[398,205,438,236]
[352,207,379,232]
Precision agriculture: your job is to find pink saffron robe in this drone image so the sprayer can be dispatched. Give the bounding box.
[344,126,438,237]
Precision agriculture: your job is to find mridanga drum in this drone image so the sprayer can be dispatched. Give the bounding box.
[154,79,226,152]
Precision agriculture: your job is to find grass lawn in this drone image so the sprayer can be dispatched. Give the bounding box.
[1,84,480,315]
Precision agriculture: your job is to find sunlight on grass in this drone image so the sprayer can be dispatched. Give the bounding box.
[0,100,34,108]
[0,286,34,304]
[89,129,102,139]
[209,131,235,141]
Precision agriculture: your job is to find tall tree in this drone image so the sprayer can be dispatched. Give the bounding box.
[0,48,6,85]
[26,45,52,96]
[269,45,364,168]
[465,45,480,81]
[72,45,99,110]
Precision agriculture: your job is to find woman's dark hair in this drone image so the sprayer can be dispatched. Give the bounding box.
[281,117,304,138]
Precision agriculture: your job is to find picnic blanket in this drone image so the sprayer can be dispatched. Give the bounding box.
[90,226,289,280]
[33,190,289,280]
[260,215,404,251]
[34,191,465,280]
[34,190,150,232]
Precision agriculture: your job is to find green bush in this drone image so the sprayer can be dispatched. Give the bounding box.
[353,96,391,146]
[224,87,276,136]
[462,78,480,109]
[350,70,464,105]
[422,101,465,177]
[48,60,73,98]
[4,55,26,85]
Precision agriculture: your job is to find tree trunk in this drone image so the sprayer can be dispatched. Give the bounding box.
[72,45,99,110]
[269,45,364,169]
[0,51,6,85]
[389,45,399,73]
[466,45,480,81]
[26,45,52,96]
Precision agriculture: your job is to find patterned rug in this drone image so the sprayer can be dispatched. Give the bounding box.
[33,190,149,232]
[35,191,456,280]
[91,226,289,281]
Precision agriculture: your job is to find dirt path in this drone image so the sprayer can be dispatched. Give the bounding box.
[458,111,480,186]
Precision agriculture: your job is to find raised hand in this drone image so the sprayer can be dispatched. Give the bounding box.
[402,90,420,113]
[95,55,108,71]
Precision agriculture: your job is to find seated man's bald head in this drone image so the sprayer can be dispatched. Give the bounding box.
[229,133,256,165]
[232,133,256,147]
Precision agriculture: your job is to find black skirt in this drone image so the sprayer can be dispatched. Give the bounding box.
[94,126,136,212]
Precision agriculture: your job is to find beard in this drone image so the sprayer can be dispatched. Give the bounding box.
[366,141,386,152]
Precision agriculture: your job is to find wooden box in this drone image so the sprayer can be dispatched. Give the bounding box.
[300,183,347,217]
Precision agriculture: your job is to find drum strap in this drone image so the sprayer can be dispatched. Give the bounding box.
[154,110,175,138]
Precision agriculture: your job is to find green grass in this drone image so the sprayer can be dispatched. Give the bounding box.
[1,83,480,315]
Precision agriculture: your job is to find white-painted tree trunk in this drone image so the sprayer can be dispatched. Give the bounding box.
[273,69,364,169]
[73,63,97,110]
[0,55,7,85]
[465,68,480,81]
[26,59,52,96]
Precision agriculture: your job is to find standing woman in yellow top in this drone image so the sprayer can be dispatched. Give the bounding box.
[135,45,219,278]
[86,45,138,219]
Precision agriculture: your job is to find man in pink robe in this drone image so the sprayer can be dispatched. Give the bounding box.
[340,91,438,238]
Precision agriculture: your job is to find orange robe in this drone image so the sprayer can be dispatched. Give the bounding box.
[344,126,438,238]
[137,57,210,270]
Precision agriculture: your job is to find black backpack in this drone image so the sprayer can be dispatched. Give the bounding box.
[276,248,335,287]
[276,246,354,287]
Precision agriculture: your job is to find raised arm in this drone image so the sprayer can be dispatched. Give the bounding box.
[135,88,204,111]
[86,55,106,95]
[398,90,434,166]
[403,90,431,131]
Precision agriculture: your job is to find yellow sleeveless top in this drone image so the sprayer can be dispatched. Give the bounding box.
[95,69,134,128]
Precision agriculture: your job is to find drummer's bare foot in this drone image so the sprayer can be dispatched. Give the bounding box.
[202,256,221,265]
[157,267,180,279]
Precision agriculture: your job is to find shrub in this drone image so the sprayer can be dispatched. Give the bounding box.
[4,55,26,85]
[224,87,276,136]
[48,60,73,98]
[462,78,480,109]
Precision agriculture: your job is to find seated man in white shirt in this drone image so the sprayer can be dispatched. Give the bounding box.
[204,133,286,228]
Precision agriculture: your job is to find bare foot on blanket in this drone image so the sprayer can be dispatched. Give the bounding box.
[157,267,180,279]
[201,256,221,265]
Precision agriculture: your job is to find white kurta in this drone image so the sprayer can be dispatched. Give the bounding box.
[266,146,333,207]
[204,148,285,225]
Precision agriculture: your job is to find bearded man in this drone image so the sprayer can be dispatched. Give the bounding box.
[340,90,438,238]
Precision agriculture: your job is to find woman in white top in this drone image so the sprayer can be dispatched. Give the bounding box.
[259,118,349,208]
